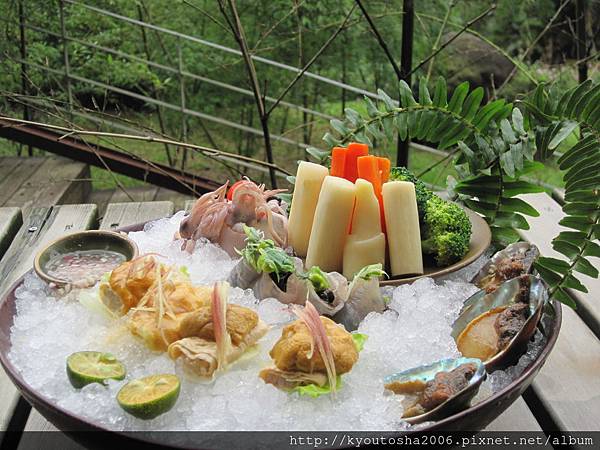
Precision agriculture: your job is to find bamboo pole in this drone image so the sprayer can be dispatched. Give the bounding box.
[17,0,31,156]
[59,0,73,118]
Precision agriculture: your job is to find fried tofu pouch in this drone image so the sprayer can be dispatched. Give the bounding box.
[168,304,268,378]
[127,281,213,351]
[99,256,173,314]
[259,316,358,390]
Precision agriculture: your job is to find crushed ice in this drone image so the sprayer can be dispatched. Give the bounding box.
[8,212,546,431]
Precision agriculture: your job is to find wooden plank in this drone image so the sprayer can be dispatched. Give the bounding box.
[86,189,116,220]
[0,207,22,260]
[20,412,86,449]
[530,307,600,431]
[0,157,22,182]
[517,192,600,432]
[108,186,159,203]
[154,187,194,212]
[99,201,174,230]
[519,193,600,337]
[0,204,97,432]
[0,157,45,206]
[3,157,90,216]
[484,396,541,431]
[184,199,196,212]
[22,410,60,432]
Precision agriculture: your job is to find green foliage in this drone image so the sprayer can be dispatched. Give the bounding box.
[521,82,600,308]
[324,77,600,308]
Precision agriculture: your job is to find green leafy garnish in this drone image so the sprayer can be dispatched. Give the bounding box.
[241,224,264,246]
[348,264,386,293]
[293,376,342,398]
[299,266,330,293]
[238,225,277,271]
[239,225,296,281]
[353,264,386,281]
[351,333,368,352]
[179,266,190,278]
[292,334,367,398]
[255,247,295,281]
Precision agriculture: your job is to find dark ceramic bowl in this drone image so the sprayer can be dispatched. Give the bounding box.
[0,221,562,449]
[33,230,139,287]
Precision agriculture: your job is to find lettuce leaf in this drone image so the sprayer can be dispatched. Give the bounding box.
[292,333,368,398]
[179,265,190,279]
[351,333,368,352]
[293,376,342,398]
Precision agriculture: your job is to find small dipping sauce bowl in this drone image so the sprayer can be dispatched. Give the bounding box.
[34,230,139,288]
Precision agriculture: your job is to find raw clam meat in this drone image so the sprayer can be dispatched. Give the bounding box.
[384,357,486,424]
[452,274,546,371]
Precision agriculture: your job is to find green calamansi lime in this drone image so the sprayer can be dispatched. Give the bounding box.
[66,351,126,389]
[117,374,180,420]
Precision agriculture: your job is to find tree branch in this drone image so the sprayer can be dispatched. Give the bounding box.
[425,0,457,83]
[408,3,496,78]
[252,0,306,53]
[0,115,292,175]
[219,0,277,187]
[355,0,402,79]
[182,0,231,34]
[496,0,570,95]
[266,4,356,116]
[417,11,538,85]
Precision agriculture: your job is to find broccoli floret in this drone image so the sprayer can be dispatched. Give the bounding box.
[389,166,432,222]
[421,196,472,267]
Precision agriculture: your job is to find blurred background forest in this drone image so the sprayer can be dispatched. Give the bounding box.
[0,0,598,192]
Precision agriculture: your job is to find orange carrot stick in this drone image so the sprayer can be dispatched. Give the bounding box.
[357,155,386,233]
[377,157,391,183]
[344,143,369,182]
[357,155,381,195]
[330,147,347,178]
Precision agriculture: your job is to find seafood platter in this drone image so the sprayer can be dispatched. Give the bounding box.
[0,143,560,445]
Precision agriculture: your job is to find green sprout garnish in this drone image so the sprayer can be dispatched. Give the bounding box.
[299,266,330,293]
[353,263,386,281]
[255,247,296,281]
[239,225,277,272]
[348,264,387,293]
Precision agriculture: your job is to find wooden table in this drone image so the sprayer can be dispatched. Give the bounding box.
[0,193,598,448]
